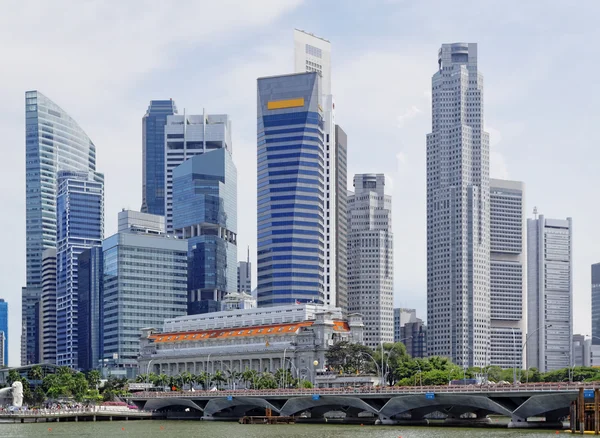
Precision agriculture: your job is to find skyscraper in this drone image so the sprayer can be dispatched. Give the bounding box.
[334,125,348,313]
[141,99,178,215]
[102,225,188,377]
[527,215,573,372]
[23,90,98,365]
[56,171,104,368]
[294,29,339,308]
[489,179,526,369]
[238,248,252,294]
[256,72,325,307]
[0,300,7,366]
[592,263,600,345]
[164,113,232,233]
[77,247,103,371]
[172,148,238,314]
[39,249,57,364]
[426,43,490,367]
[347,174,394,348]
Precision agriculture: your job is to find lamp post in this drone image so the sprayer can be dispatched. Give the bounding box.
[381,337,412,386]
[285,358,298,383]
[312,360,319,388]
[360,352,381,385]
[281,348,287,389]
[522,324,552,384]
[205,353,211,390]
[146,359,154,385]
[511,327,517,385]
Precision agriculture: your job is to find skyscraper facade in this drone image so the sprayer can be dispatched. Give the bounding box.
[0,300,7,366]
[592,263,600,345]
[39,248,57,364]
[56,171,104,368]
[238,248,252,294]
[102,229,187,377]
[256,72,325,307]
[77,247,103,371]
[334,125,348,312]
[141,99,178,215]
[164,113,232,232]
[489,179,526,369]
[347,174,393,348]
[294,30,339,308]
[527,215,573,372]
[172,148,238,315]
[23,90,98,365]
[426,43,490,367]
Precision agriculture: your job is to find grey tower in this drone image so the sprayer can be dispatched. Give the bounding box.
[426,43,491,367]
[593,263,600,345]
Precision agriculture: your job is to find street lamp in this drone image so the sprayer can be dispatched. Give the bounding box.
[312,360,319,387]
[146,359,154,386]
[522,324,552,384]
[205,353,212,390]
[360,352,381,385]
[381,337,412,386]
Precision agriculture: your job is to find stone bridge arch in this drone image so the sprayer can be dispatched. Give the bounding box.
[279,396,379,417]
[203,397,281,418]
[379,394,513,420]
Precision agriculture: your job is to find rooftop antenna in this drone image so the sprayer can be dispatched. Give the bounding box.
[247,245,250,264]
[533,206,538,219]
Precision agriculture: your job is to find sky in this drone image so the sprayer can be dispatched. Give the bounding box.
[0,0,598,366]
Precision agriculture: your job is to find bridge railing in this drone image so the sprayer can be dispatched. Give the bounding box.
[131,382,596,399]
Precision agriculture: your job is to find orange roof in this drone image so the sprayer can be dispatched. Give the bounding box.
[151,320,350,343]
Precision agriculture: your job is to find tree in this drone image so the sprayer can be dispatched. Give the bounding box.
[7,369,20,386]
[28,365,44,382]
[325,341,376,374]
[213,370,226,390]
[373,342,410,385]
[242,369,258,389]
[86,370,101,389]
[71,373,89,402]
[256,372,277,389]
[155,374,169,389]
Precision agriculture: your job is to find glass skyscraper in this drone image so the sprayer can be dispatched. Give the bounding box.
[172,148,237,314]
[0,299,8,366]
[256,72,325,307]
[102,229,187,377]
[56,171,104,368]
[77,247,103,371]
[141,99,178,215]
[23,90,98,365]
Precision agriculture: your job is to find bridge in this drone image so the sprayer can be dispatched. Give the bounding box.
[128,383,588,428]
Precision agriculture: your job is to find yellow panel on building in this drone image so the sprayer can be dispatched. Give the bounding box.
[267,98,305,110]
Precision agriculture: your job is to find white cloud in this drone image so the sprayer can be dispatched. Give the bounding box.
[397,106,423,128]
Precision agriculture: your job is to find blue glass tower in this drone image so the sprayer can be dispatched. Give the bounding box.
[0,299,8,366]
[56,171,104,369]
[256,72,325,307]
[172,148,237,314]
[141,99,178,215]
[77,247,103,371]
[23,90,98,365]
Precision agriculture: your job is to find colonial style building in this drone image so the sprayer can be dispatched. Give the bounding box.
[138,304,363,381]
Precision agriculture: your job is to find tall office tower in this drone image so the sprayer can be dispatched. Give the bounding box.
[118,209,165,234]
[141,99,178,215]
[256,72,325,307]
[39,249,57,364]
[0,300,7,366]
[347,174,394,348]
[56,171,104,368]
[426,43,490,367]
[489,179,526,369]
[164,113,232,232]
[527,215,573,372]
[572,334,591,367]
[294,30,338,308]
[393,308,417,342]
[592,263,600,345]
[102,227,187,377]
[23,90,98,365]
[334,126,348,312]
[238,247,252,294]
[77,247,103,371]
[172,149,238,314]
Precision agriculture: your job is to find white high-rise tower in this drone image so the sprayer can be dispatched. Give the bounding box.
[294,30,340,309]
[426,43,490,367]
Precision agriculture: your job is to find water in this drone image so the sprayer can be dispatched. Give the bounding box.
[0,421,567,438]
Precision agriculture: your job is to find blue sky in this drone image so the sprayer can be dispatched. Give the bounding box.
[0,0,597,366]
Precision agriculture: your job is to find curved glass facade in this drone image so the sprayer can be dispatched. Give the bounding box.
[24,90,98,365]
[256,73,325,307]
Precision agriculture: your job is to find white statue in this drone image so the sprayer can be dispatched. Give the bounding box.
[12,381,23,407]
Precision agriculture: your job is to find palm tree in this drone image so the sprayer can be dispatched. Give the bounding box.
[28,365,44,382]
[197,371,211,390]
[135,373,148,383]
[180,371,193,390]
[225,369,242,390]
[213,370,226,390]
[156,374,169,390]
[242,369,258,389]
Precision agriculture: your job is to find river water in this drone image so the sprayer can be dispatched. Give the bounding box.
[0,421,567,437]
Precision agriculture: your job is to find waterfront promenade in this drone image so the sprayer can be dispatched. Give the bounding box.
[0,405,162,423]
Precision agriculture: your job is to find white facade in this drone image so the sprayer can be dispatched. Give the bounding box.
[489,179,526,369]
[526,215,573,372]
[221,292,256,311]
[118,210,165,234]
[164,113,232,232]
[393,308,417,342]
[426,43,490,367]
[294,30,338,308]
[347,174,394,348]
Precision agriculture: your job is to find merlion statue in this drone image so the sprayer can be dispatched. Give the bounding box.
[12,381,23,407]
